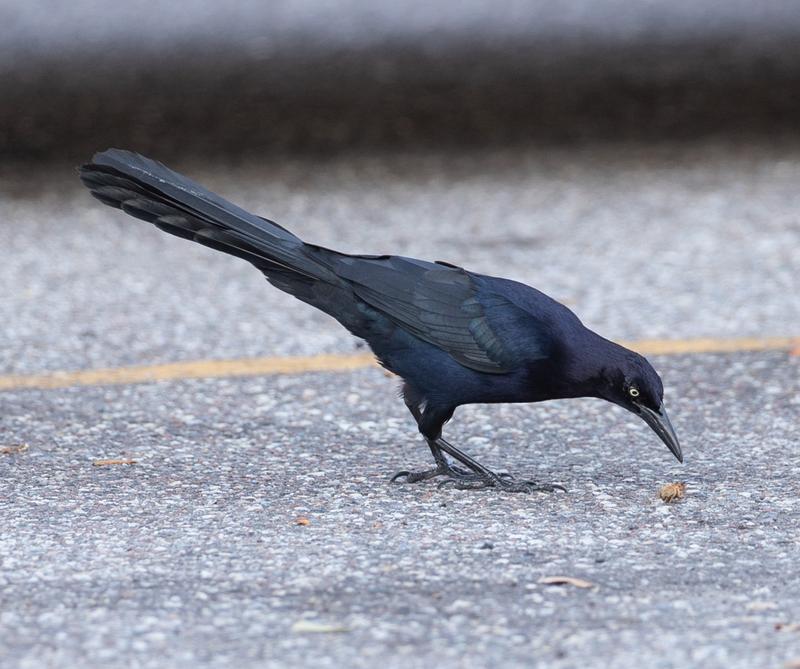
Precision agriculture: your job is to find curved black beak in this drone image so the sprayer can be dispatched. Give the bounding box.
[636,402,682,462]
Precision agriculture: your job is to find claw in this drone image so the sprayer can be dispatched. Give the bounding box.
[450,464,473,478]
[390,468,442,484]
[391,464,486,485]
[438,474,566,493]
[450,464,512,480]
[392,436,563,493]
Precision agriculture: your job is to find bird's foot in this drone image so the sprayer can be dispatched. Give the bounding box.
[438,472,566,494]
[391,463,492,484]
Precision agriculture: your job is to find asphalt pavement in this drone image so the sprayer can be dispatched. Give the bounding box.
[2,140,800,668]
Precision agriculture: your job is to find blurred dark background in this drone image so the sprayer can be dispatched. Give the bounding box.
[1,0,798,376]
[3,0,800,161]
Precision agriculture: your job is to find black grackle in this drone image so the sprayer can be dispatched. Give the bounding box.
[79,149,682,493]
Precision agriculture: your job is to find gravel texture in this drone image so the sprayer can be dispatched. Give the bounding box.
[1,138,799,667]
[2,352,799,669]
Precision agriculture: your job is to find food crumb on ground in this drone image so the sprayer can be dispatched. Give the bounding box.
[659,482,686,503]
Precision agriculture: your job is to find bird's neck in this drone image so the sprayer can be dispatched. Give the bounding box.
[553,330,630,400]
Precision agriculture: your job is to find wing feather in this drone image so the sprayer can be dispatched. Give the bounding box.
[332,255,548,373]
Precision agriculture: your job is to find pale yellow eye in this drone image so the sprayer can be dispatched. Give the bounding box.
[629,387,640,398]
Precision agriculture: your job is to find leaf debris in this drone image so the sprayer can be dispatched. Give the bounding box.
[1,443,29,455]
[746,600,777,612]
[291,620,349,633]
[775,623,800,632]
[538,576,594,588]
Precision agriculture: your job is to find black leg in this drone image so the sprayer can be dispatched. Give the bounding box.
[391,387,479,484]
[392,386,563,493]
[390,438,484,484]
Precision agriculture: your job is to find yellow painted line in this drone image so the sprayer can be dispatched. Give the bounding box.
[0,336,797,392]
[0,352,376,391]
[622,336,800,356]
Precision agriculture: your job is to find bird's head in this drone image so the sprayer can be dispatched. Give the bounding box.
[594,348,682,463]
